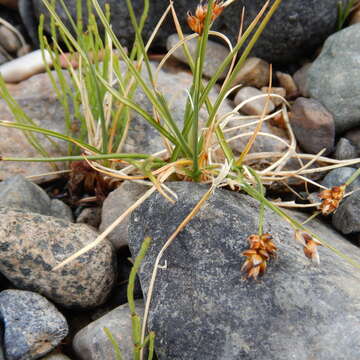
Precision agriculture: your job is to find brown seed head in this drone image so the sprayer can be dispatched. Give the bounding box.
[294,230,322,265]
[318,184,346,215]
[187,0,225,34]
[241,233,277,280]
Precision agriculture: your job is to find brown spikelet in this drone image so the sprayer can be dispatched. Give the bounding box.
[187,0,225,34]
[294,230,322,265]
[318,184,346,215]
[241,233,277,280]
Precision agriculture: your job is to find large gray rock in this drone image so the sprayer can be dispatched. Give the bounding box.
[0,208,116,308]
[0,289,68,360]
[307,24,360,134]
[128,182,360,360]
[21,0,347,64]
[73,300,145,360]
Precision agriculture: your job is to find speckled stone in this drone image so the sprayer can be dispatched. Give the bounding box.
[129,182,360,360]
[0,289,68,360]
[73,300,145,360]
[0,208,116,308]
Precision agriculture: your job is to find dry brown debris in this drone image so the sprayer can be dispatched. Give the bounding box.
[318,184,346,215]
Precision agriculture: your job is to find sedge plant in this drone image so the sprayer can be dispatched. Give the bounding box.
[1,1,360,359]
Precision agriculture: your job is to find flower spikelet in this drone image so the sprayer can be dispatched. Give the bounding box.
[318,184,346,215]
[187,0,225,34]
[295,230,322,265]
[241,233,277,280]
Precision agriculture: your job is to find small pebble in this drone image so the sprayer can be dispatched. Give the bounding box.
[0,289,68,360]
[344,128,360,152]
[289,97,335,155]
[232,57,270,88]
[73,300,145,360]
[261,86,286,107]
[293,63,311,97]
[0,25,21,53]
[100,181,149,249]
[335,138,358,161]
[276,71,298,98]
[166,34,229,79]
[41,352,72,360]
[234,86,275,115]
[76,207,101,228]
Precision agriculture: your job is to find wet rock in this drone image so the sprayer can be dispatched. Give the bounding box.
[129,181,360,360]
[276,71,298,98]
[76,207,101,228]
[24,0,348,64]
[307,23,360,133]
[289,97,335,155]
[261,86,286,107]
[333,190,360,234]
[335,138,358,161]
[166,34,229,80]
[0,25,21,54]
[0,208,116,308]
[0,289,68,360]
[0,175,72,219]
[293,63,311,97]
[232,57,270,88]
[100,181,149,249]
[234,86,275,115]
[0,71,72,182]
[73,300,145,360]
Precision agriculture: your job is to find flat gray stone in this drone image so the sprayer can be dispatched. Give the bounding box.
[321,167,360,192]
[0,289,68,360]
[308,23,360,133]
[0,208,116,308]
[335,138,358,161]
[129,182,360,360]
[73,300,145,360]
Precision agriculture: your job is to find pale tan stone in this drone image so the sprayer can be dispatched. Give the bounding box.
[261,86,286,107]
[232,57,270,88]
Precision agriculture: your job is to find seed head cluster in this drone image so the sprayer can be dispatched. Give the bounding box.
[187,0,225,35]
[295,230,322,265]
[318,184,346,215]
[241,233,277,280]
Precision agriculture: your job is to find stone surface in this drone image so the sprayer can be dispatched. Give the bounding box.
[100,181,150,249]
[335,138,358,161]
[333,190,360,235]
[261,86,286,107]
[293,62,311,98]
[50,198,74,222]
[166,34,229,80]
[73,300,145,360]
[321,167,360,192]
[129,181,360,360]
[0,175,73,219]
[76,207,101,228]
[232,57,270,88]
[289,97,335,155]
[0,71,72,182]
[0,208,116,308]
[0,289,68,360]
[307,23,360,133]
[41,352,72,360]
[344,127,360,152]
[234,86,275,115]
[276,71,298,98]
[0,53,6,66]
[0,25,21,53]
[22,0,348,64]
